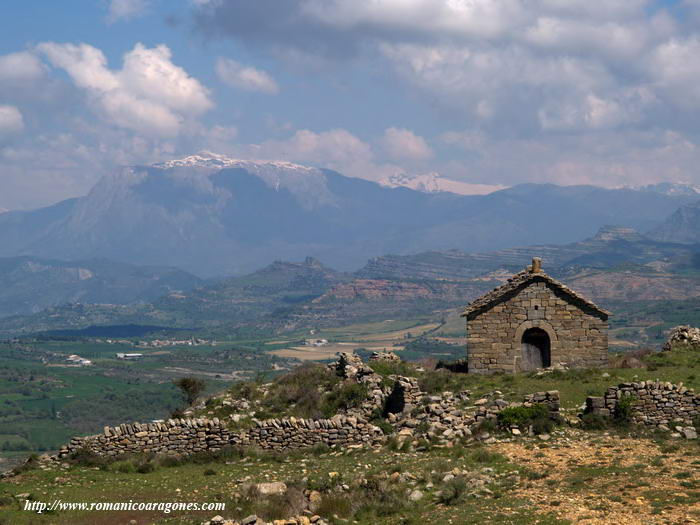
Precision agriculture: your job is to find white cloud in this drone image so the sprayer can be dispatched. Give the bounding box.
[381,127,432,161]
[106,0,150,23]
[651,36,700,108]
[256,128,374,167]
[215,57,279,94]
[120,44,213,114]
[0,105,24,136]
[37,42,212,137]
[0,52,45,85]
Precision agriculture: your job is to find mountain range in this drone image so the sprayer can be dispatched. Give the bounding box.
[2,223,700,338]
[0,256,201,318]
[1,152,699,277]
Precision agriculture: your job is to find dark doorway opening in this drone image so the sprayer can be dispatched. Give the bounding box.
[521,328,551,370]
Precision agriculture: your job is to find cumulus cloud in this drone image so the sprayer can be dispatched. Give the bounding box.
[0,51,45,85]
[255,128,374,168]
[215,57,279,94]
[191,0,700,147]
[0,105,24,136]
[381,127,432,161]
[106,0,150,23]
[37,42,212,137]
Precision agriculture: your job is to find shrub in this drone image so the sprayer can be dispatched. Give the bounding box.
[580,412,609,430]
[68,447,107,468]
[173,377,206,406]
[316,493,353,519]
[497,404,555,434]
[308,442,329,455]
[238,484,307,521]
[322,382,368,417]
[371,417,394,436]
[474,417,497,433]
[112,460,136,473]
[417,369,455,394]
[259,364,339,419]
[11,454,39,475]
[203,468,217,476]
[437,477,467,505]
[353,477,409,519]
[614,395,636,424]
[368,360,417,379]
[136,461,156,474]
[229,380,260,401]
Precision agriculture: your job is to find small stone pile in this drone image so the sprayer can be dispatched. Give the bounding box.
[391,389,560,446]
[369,351,401,362]
[332,353,375,381]
[663,325,700,351]
[585,380,700,437]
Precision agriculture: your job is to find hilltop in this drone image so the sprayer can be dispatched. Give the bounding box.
[3,341,700,524]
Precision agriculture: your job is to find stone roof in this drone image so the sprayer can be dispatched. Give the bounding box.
[461,258,611,320]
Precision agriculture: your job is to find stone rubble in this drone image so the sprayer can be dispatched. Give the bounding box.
[663,325,700,351]
[50,352,558,461]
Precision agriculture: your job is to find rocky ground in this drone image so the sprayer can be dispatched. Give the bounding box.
[1,427,699,524]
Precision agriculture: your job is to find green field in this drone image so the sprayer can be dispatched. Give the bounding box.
[0,338,298,461]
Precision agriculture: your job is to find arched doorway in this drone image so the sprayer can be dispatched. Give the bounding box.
[521,328,551,370]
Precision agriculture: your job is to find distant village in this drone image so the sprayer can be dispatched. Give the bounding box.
[98,337,212,348]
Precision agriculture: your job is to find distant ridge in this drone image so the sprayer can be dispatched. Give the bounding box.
[0,152,697,276]
[648,201,700,244]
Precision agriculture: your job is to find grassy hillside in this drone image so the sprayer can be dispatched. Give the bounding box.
[2,345,700,524]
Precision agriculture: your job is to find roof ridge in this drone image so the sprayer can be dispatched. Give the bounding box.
[461,260,610,319]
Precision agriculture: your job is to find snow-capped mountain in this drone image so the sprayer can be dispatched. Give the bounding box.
[153,151,317,174]
[0,152,696,276]
[379,172,505,196]
[152,151,334,210]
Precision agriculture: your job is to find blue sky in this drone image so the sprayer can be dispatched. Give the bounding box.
[1,0,700,210]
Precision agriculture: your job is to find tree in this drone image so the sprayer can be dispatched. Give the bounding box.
[173,377,206,406]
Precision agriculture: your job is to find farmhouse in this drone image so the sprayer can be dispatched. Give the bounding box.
[461,257,610,374]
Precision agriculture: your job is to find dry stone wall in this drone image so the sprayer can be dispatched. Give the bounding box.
[585,380,700,433]
[54,353,561,460]
[58,414,383,460]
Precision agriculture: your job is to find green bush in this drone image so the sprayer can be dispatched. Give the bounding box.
[136,461,156,474]
[580,412,609,430]
[68,447,107,468]
[257,364,340,419]
[497,404,555,434]
[353,477,410,519]
[437,477,467,505]
[316,493,353,519]
[321,382,368,417]
[112,460,136,473]
[614,394,637,424]
[11,454,39,475]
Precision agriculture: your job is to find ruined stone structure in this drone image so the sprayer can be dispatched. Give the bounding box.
[585,380,700,435]
[462,258,610,374]
[52,353,560,461]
